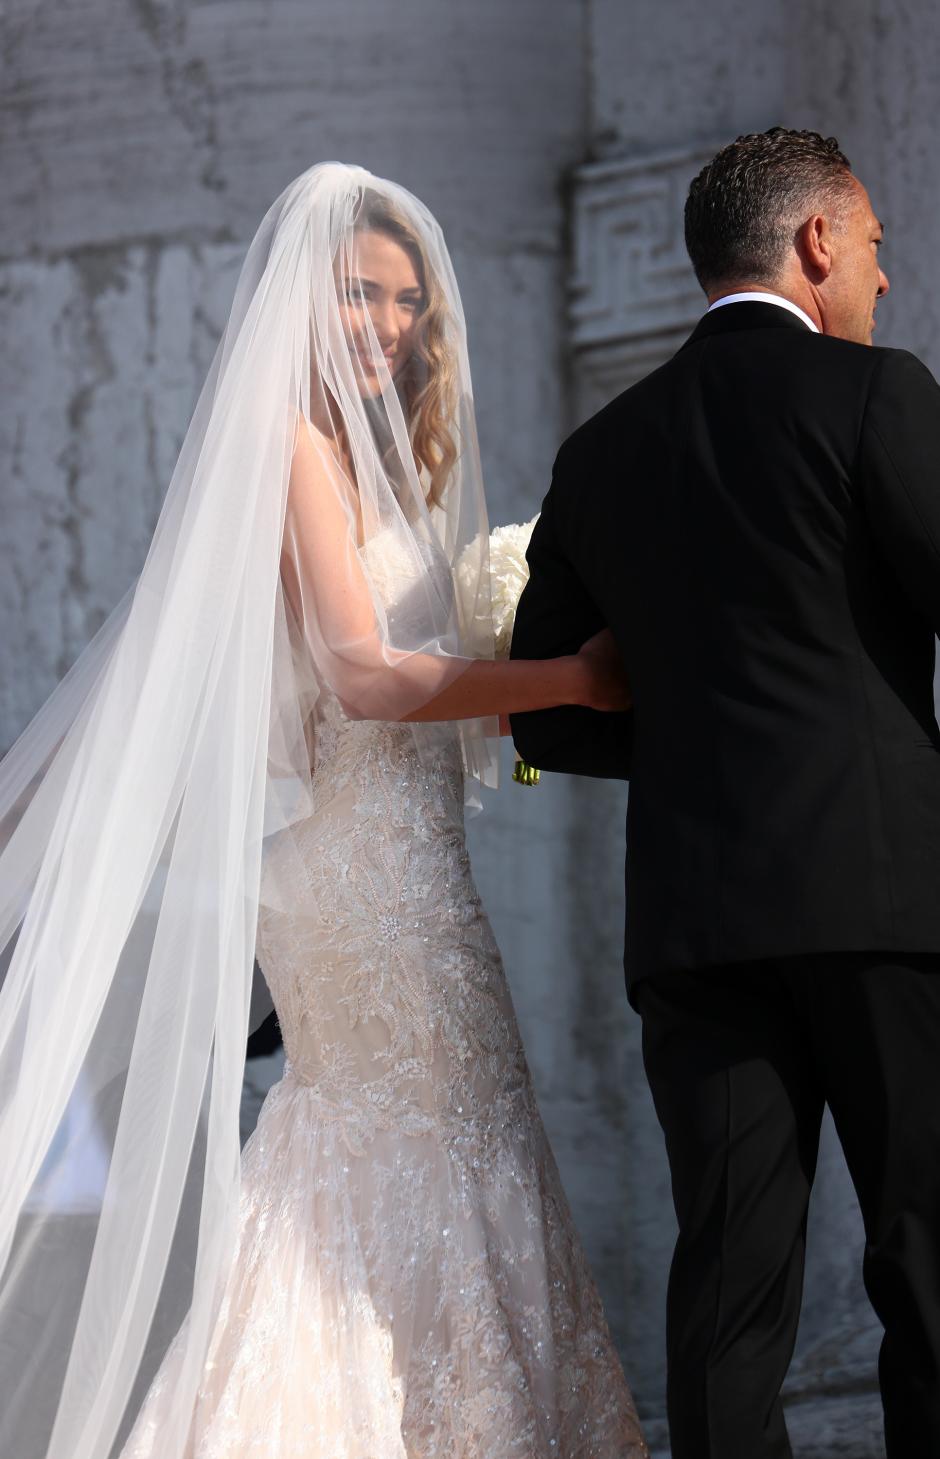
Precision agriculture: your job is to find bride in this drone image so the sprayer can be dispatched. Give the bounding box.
[0,162,647,1458]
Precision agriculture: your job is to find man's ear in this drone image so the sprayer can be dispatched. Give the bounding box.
[796,214,833,282]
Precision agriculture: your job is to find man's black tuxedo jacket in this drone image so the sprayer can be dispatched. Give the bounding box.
[510,302,940,1004]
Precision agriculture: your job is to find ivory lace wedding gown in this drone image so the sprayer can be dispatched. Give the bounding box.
[120,533,648,1459]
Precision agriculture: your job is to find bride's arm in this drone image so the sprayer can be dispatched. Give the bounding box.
[285,416,627,723]
[402,631,627,721]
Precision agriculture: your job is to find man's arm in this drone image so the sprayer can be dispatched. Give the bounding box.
[509,450,633,780]
[858,349,940,634]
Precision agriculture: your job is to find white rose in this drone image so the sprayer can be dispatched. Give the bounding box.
[486,515,539,658]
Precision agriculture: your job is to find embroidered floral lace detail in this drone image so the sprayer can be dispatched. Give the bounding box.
[119,536,648,1459]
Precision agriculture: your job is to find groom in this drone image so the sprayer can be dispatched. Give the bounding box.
[510,127,940,1458]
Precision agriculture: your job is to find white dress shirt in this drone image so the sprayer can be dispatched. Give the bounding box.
[706,290,819,334]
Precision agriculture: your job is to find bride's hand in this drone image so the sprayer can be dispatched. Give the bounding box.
[576,628,632,712]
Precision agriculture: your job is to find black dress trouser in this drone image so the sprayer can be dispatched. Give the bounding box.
[637,951,940,1459]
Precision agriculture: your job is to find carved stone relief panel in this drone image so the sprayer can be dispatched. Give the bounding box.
[569,146,714,420]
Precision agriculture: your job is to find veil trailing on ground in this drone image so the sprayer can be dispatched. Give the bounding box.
[0,162,498,1459]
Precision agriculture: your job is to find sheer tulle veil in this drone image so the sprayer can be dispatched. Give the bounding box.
[0,161,498,1458]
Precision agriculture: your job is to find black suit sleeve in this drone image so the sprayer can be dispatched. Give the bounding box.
[509,449,633,780]
[858,349,940,635]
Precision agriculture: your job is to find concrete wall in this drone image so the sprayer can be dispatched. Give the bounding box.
[5,1,940,1452]
[585,0,940,375]
[788,0,940,371]
[0,0,584,733]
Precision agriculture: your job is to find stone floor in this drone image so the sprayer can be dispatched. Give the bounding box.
[783,1393,885,1456]
[644,1393,885,1457]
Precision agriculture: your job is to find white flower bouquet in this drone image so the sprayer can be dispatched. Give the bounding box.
[459,514,542,785]
[487,515,540,660]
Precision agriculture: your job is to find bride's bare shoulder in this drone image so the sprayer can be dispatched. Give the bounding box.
[287,411,359,533]
[292,410,338,460]
[290,412,349,486]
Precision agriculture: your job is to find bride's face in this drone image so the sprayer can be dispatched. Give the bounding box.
[337,230,425,397]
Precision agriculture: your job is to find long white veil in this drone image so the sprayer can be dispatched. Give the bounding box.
[0,162,498,1459]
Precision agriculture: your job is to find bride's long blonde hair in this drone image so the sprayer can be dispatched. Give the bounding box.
[357,190,458,509]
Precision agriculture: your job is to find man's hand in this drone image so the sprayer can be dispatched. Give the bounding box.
[576,628,632,712]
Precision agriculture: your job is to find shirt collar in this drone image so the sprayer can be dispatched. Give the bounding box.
[706,291,819,334]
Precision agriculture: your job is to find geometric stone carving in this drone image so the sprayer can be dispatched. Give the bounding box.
[570,146,715,349]
[568,147,715,417]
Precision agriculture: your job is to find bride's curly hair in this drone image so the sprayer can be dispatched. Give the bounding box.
[356,190,458,509]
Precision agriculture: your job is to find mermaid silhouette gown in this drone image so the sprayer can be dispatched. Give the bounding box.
[119,532,648,1458]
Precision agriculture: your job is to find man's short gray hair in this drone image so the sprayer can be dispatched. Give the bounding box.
[684,127,855,292]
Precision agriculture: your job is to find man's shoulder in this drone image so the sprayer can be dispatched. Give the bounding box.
[687,324,936,390]
[794,334,934,377]
[864,342,940,390]
[556,334,938,470]
[555,359,674,466]
[801,340,940,422]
